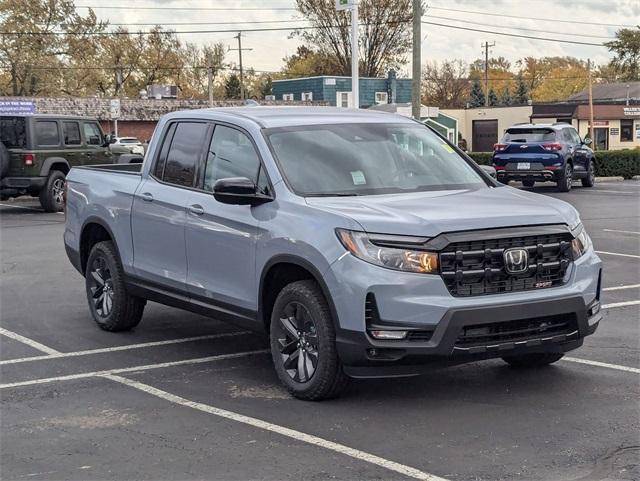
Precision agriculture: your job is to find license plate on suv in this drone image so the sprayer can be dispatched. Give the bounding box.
[517,162,530,170]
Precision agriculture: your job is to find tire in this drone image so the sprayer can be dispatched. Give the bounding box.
[270,280,349,401]
[557,163,573,192]
[39,170,66,212]
[522,180,535,188]
[85,240,145,332]
[581,161,595,187]
[502,352,564,368]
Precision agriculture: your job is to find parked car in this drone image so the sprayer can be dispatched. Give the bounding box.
[492,123,595,192]
[109,136,145,156]
[0,114,113,211]
[64,107,602,400]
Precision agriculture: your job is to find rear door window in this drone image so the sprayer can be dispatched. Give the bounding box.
[162,122,208,188]
[0,116,27,148]
[35,121,60,146]
[63,121,81,146]
[503,129,556,143]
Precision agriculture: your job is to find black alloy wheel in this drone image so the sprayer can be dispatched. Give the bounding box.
[88,255,114,318]
[276,301,319,383]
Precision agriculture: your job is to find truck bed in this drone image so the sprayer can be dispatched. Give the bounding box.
[75,163,143,174]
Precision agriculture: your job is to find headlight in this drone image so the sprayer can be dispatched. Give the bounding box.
[336,229,438,274]
[571,226,591,259]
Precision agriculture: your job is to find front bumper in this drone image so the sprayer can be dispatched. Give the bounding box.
[326,248,602,378]
[0,176,46,195]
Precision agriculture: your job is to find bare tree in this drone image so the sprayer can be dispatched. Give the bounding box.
[421,60,469,109]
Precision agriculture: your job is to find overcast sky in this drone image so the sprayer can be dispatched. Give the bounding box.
[80,0,639,75]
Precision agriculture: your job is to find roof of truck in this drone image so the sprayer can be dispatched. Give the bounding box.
[165,106,418,128]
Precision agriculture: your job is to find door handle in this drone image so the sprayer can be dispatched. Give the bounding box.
[188,204,204,215]
[140,192,154,202]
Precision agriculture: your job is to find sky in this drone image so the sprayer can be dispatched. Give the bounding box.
[76,0,640,76]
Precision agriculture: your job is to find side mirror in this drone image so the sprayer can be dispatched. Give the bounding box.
[213,177,271,206]
[479,164,497,179]
[582,138,592,146]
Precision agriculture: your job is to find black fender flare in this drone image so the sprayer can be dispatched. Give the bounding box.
[258,254,341,330]
[40,157,70,177]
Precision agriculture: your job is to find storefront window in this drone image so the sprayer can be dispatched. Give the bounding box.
[620,119,633,142]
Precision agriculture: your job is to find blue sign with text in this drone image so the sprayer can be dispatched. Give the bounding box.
[0,100,36,114]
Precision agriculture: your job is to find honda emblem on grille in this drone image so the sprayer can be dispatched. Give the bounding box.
[503,248,529,274]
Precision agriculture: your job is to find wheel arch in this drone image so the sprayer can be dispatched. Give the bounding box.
[79,216,120,275]
[259,255,340,332]
[40,157,70,176]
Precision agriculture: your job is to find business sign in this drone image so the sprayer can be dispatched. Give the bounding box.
[588,120,609,126]
[0,100,36,114]
[335,0,356,10]
[623,107,640,116]
[109,99,121,119]
[610,128,619,136]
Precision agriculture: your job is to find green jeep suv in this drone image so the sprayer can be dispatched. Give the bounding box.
[0,115,113,211]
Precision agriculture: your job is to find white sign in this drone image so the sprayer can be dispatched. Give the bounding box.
[623,107,640,116]
[335,0,356,10]
[109,99,121,119]
[324,78,336,86]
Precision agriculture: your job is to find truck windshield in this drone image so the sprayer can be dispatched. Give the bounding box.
[0,116,27,149]
[503,128,556,143]
[264,123,486,196]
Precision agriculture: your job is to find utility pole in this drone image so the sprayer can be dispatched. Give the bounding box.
[207,53,213,107]
[588,58,595,149]
[411,0,421,120]
[482,41,495,107]
[350,2,359,108]
[229,32,252,100]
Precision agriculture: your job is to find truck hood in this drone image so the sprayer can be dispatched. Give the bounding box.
[305,186,579,237]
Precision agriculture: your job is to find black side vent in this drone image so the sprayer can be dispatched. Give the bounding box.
[365,293,381,325]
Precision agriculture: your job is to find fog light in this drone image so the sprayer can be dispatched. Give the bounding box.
[370,330,407,340]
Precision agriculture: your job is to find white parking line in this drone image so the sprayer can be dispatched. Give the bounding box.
[0,331,250,366]
[0,327,60,355]
[595,250,640,259]
[0,350,268,390]
[602,284,640,292]
[603,229,640,236]
[103,373,448,481]
[0,203,42,212]
[563,357,640,374]
[591,190,636,194]
[601,300,640,309]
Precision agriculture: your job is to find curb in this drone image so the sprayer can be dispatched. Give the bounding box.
[595,176,625,182]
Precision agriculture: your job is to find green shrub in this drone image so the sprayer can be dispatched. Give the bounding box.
[467,150,640,179]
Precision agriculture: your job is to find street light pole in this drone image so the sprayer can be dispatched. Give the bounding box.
[351,2,359,108]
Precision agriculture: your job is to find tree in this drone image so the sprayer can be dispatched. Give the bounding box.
[293,0,412,77]
[224,73,241,99]
[531,62,589,102]
[260,76,273,98]
[488,88,498,106]
[468,79,485,108]
[514,72,529,105]
[604,27,640,81]
[421,60,469,109]
[499,86,512,106]
[469,56,515,97]
[282,45,342,76]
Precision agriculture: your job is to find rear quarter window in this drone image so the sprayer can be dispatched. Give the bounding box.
[0,116,27,148]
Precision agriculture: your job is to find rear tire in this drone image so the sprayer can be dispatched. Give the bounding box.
[502,352,564,368]
[581,161,595,187]
[85,240,145,332]
[522,180,535,188]
[270,280,349,401]
[557,163,572,192]
[39,171,66,212]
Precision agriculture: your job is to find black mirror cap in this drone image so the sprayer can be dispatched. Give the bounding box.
[213,177,272,206]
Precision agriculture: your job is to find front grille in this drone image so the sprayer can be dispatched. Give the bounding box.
[439,232,573,297]
[455,314,578,348]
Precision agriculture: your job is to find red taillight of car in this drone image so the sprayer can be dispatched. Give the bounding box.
[493,143,507,152]
[542,143,563,151]
[23,153,34,166]
[494,165,505,170]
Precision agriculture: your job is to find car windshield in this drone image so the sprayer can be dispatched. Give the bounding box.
[264,123,487,196]
[503,128,556,143]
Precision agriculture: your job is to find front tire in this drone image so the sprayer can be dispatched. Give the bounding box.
[502,352,564,368]
[39,171,66,212]
[581,161,595,187]
[557,163,573,192]
[270,280,349,401]
[85,240,145,332]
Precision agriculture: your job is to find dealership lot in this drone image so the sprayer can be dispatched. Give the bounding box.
[1,181,638,481]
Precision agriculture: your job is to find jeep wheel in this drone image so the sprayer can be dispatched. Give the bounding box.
[582,161,595,188]
[502,352,564,368]
[522,180,535,188]
[557,163,572,192]
[270,280,349,401]
[85,240,145,332]
[39,171,66,212]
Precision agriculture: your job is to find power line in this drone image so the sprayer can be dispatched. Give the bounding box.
[75,5,297,10]
[79,20,309,27]
[421,21,606,46]
[427,6,636,28]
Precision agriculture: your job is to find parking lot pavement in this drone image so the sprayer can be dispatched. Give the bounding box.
[1,182,639,481]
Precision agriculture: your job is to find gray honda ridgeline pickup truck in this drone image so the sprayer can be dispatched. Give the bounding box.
[64,107,602,400]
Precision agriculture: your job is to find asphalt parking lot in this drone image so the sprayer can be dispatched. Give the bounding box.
[1,181,639,481]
